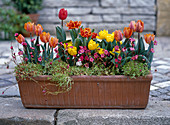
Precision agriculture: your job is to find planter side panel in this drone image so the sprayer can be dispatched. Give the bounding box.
[18,76,151,109]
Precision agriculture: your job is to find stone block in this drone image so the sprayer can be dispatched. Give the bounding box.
[93,7,123,14]
[0,97,56,125]
[41,24,58,35]
[57,101,170,125]
[66,15,102,23]
[93,7,156,15]
[130,0,155,7]
[122,15,156,22]
[101,0,128,7]
[103,15,121,22]
[158,11,170,19]
[157,0,170,11]
[38,8,56,16]
[59,7,92,15]
[122,7,156,15]
[157,19,170,36]
[42,0,99,7]
[38,16,60,23]
[88,23,128,33]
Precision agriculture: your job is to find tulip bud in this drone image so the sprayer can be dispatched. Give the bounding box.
[135,20,144,33]
[24,22,34,32]
[49,37,59,48]
[15,34,25,44]
[129,21,136,31]
[58,8,68,20]
[40,32,51,43]
[35,24,43,36]
[123,27,133,38]
[144,33,155,44]
[114,30,123,42]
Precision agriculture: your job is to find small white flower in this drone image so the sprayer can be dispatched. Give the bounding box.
[76,61,82,66]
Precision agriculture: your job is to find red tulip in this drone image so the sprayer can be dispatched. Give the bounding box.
[58,8,67,20]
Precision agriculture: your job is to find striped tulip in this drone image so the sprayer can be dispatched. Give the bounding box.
[123,27,133,38]
[15,34,25,44]
[144,33,155,44]
[49,37,58,48]
[35,24,43,36]
[40,32,51,43]
[114,30,123,42]
[24,22,34,32]
[135,20,144,33]
[129,21,136,31]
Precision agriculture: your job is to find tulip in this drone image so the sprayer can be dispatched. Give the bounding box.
[49,37,58,48]
[88,39,99,50]
[123,27,133,38]
[58,8,68,27]
[129,21,136,31]
[68,46,77,56]
[144,33,155,44]
[66,20,81,29]
[24,22,34,32]
[135,20,144,33]
[40,32,51,43]
[35,24,43,36]
[96,29,108,39]
[79,28,92,38]
[114,30,123,42]
[15,34,25,44]
[105,33,114,42]
[58,8,68,20]
[91,32,98,39]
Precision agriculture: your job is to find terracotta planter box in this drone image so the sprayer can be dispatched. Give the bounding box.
[17,74,152,109]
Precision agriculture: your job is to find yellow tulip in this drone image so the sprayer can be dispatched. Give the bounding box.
[96,29,108,39]
[68,46,77,56]
[105,33,114,42]
[88,39,99,50]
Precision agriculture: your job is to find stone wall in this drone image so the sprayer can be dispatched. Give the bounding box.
[157,0,170,36]
[38,0,157,35]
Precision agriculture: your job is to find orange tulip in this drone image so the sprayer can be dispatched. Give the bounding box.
[114,30,123,42]
[49,37,58,48]
[135,20,144,33]
[123,27,133,38]
[15,34,25,44]
[79,28,92,38]
[24,22,34,32]
[144,33,155,44]
[66,20,81,30]
[40,32,51,43]
[129,21,136,31]
[35,24,43,36]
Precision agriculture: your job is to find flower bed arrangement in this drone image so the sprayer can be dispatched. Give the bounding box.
[10,8,157,108]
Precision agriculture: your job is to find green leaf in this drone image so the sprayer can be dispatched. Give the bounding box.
[56,26,65,42]
[74,38,82,51]
[49,47,53,60]
[41,44,47,61]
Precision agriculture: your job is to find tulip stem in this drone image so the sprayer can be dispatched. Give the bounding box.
[138,33,140,40]
[61,20,63,27]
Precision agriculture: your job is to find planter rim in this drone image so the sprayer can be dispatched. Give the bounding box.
[16,74,152,82]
